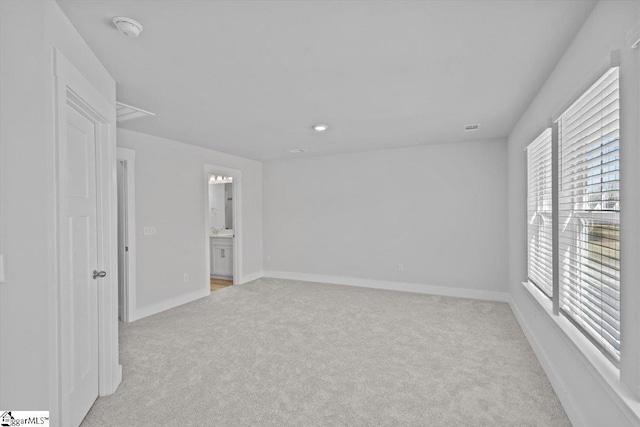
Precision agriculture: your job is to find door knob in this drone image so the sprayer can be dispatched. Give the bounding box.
[93,270,107,279]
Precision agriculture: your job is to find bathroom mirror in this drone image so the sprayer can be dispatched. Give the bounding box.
[208,175,233,232]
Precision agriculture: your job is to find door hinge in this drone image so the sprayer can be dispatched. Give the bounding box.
[125,246,129,252]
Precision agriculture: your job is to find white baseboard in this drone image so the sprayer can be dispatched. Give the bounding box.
[511,284,640,427]
[239,270,263,284]
[130,288,210,321]
[112,364,122,395]
[508,297,585,427]
[262,270,509,302]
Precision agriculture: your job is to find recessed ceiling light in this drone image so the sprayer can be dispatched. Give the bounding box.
[464,124,480,131]
[312,124,329,132]
[113,16,143,38]
[288,148,307,154]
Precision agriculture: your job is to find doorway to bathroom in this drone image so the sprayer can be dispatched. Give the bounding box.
[204,164,241,293]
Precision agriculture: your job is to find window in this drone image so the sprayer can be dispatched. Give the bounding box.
[527,129,553,297]
[525,66,621,363]
[557,67,620,360]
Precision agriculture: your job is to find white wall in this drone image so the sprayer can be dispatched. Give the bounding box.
[263,139,508,298]
[0,0,115,414]
[507,1,640,425]
[117,129,262,316]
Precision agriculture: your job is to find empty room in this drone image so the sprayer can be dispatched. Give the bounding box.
[1,0,639,426]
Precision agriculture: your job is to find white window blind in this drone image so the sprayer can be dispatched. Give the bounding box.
[557,67,620,360]
[527,129,553,297]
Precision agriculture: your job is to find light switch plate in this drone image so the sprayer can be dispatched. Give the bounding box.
[143,226,156,236]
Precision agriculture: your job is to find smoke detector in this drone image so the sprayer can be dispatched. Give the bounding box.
[113,17,143,38]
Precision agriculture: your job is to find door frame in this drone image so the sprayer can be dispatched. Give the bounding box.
[204,164,242,288]
[116,147,137,322]
[50,48,121,426]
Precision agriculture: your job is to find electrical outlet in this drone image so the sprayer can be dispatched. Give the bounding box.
[397,264,404,272]
[183,273,189,282]
[143,226,156,236]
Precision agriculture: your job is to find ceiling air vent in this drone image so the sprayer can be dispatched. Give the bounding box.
[116,102,155,123]
[464,124,480,132]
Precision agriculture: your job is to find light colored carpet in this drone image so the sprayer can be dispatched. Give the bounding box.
[81,278,570,426]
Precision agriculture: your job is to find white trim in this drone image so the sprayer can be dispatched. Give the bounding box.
[619,45,640,397]
[239,270,264,284]
[627,21,639,48]
[551,51,620,122]
[204,164,242,290]
[510,286,586,426]
[50,48,120,426]
[116,148,137,323]
[130,288,210,322]
[516,281,640,426]
[263,271,509,302]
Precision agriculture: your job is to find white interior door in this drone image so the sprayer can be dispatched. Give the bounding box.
[62,103,100,426]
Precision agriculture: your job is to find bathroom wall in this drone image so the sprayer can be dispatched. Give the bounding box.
[225,183,233,229]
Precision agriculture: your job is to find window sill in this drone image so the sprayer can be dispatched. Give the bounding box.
[520,281,640,424]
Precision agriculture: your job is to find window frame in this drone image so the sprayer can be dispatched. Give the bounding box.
[524,58,627,369]
[556,66,621,363]
[526,128,554,298]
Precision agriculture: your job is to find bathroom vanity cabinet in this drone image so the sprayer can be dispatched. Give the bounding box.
[210,236,233,278]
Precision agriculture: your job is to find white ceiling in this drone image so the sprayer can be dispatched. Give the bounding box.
[57,0,596,161]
